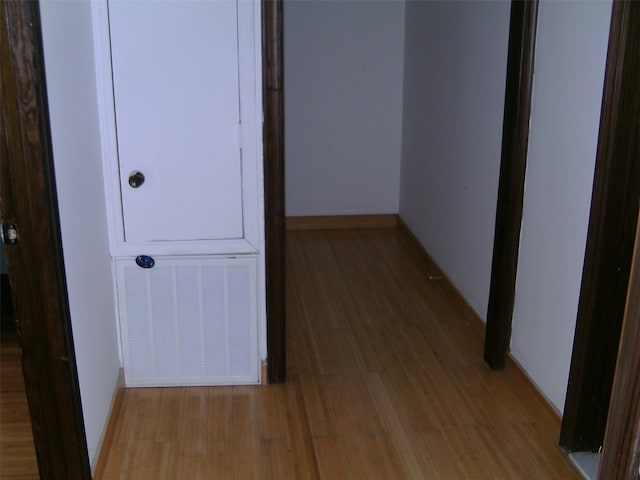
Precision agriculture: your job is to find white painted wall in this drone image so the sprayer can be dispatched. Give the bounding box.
[510,0,612,413]
[39,0,121,469]
[399,0,510,318]
[284,0,405,216]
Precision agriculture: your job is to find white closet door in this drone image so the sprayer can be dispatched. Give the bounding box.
[109,0,243,243]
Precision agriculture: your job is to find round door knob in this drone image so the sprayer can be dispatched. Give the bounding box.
[128,171,145,188]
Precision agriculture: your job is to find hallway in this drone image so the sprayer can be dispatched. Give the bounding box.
[97,227,581,479]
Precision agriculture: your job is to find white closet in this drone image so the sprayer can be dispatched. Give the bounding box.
[92,0,263,387]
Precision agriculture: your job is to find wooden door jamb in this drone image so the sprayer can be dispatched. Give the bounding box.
[561,0,640,455]
[600,211,640,478]
[484,0,539,370]
[0,1,91,477]
[262,0,286,384]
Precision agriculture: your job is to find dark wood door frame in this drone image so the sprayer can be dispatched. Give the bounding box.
[560,0,640,454]
[600,212,640,479]
[483,0,539,370]
[1,2,92,478]
[262,0,286,383]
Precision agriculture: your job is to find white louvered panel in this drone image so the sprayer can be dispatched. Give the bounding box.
[228,265,253,377]
[175,266,202,378]
[202,265,227,377]
[116,256,259,386]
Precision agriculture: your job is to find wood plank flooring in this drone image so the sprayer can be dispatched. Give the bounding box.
[0,333,38,480]
[99,228,582,479]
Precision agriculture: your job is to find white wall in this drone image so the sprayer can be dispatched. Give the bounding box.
[399,0,510,318]
[284,0,405,216]
[510,0,612,413]
[39,0,121,469]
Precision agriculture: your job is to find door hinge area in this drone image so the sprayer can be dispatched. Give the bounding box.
[2,223,19,245]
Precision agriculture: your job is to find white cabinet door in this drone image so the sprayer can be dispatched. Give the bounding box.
[108,0,243,243]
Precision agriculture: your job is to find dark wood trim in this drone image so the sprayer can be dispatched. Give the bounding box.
[560,0,640,453]
[483,0,539,370]
[600,210,640,479]
[0,2,91,478]
[262,0,286,384]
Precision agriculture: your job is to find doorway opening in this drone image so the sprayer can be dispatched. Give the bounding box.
[264,1,640,478]
[270,2,584,476]
[0,246,38,477]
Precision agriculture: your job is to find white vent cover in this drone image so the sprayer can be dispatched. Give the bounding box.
[115,256,259,386]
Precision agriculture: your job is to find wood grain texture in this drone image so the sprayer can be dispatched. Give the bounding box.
[484,0,539,370]
[1,1,91,477]
[597,3,640,477]
[600,210,640,480]
[561,0,640,453]
[0,333,38,479]
[262,0,286,384]
[286,215,399,231]
[96,228,581,479]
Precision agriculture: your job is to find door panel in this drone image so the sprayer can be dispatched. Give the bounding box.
[109,0,243,242]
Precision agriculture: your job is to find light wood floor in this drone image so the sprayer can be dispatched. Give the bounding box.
[0,333,38,480]
[98,228,582,479]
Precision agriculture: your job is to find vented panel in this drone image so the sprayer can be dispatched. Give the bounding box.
[116,256,259,386]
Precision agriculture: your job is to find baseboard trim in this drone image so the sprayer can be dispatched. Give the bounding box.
[397,217,485,338]
[397,216,562,427]
[507,354,562,426]
[286,214,399,231]
[92,368,125,478]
